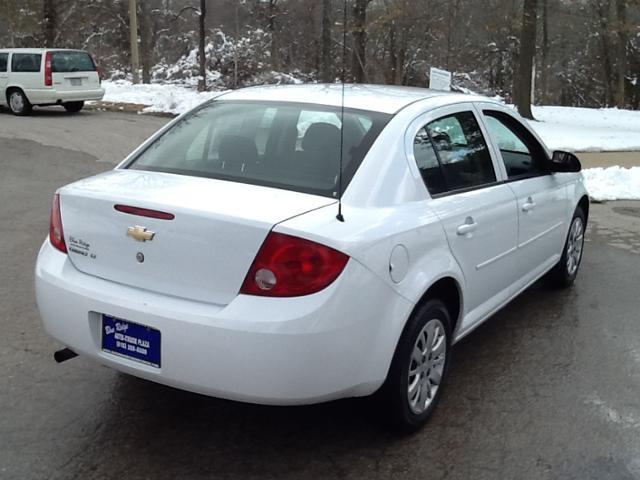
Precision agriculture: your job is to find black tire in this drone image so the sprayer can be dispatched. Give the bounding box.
[63,101,84,113]
[7,89,32,116]
[546,206,586,288]
[378,299,452,432]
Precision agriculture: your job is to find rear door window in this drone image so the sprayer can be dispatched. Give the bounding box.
[0,53,8,72]
[52,51,96,73]
[11,54,42,72]
[413,111,496,196]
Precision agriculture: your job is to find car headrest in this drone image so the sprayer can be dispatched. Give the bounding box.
[302,122,341,153]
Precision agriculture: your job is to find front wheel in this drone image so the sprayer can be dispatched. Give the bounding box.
[63,101,84,113]
[378,299,452,432]
[547,207,586,288]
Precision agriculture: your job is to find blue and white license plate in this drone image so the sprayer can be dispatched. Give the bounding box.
[101,315,161,368]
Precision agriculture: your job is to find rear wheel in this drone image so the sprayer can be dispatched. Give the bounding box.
[63,101,84,113]
[378,299,452,432]
[8,89,32,116]
[547,207,586,288]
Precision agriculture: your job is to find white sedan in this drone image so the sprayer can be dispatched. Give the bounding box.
[36,84,588,431]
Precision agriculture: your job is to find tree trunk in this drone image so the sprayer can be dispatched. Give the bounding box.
[514,0,537,120]
[43,0,56,48]
[351,0,370,83]
[540,0,549,104]
[387,20,397,85]
[615,0,627,108]
[268,0,279,71]
[139,0,152,84]
[320,0,333,83]
[197,0,207,91]
[595,0,614,106]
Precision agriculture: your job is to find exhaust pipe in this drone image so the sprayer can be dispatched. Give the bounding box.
[54,348,78,363]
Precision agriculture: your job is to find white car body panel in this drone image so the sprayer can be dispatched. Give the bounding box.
[35,84,589,404]
[0,48,104,106]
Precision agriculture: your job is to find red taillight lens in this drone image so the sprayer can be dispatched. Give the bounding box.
[49,194,67,253]
[44,51,52,87]
[240,232,349,297]
[114,204,175,220]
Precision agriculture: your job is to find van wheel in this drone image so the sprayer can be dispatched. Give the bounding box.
[63,101,84,113]
[8,89,32,116]
[378,299,452,432]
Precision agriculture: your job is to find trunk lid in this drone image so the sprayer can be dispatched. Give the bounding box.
[59,170,334,305]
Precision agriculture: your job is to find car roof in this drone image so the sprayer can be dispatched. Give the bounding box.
[218,83,492,114]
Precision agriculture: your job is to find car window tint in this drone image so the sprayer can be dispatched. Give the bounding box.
[11,53,41,72]
[52,51,96,73]
[483,110,547,178]
[413,127,447,195]
[0,53,7,72]
[417,111,496,194]
[128,101,391,198]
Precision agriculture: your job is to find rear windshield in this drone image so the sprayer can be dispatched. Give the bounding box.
[126,101,391,197]
[52,51,95,73]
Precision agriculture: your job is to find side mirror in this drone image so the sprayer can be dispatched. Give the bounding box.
[550,150,581,173]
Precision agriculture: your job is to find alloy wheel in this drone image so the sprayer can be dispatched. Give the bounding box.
[566,217,584,276]
[407,318,447,415]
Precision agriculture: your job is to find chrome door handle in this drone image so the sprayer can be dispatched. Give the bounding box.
[522,198,536,212]
[457,217,478,236]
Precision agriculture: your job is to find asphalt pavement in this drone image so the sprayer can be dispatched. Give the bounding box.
[1,107,640,480]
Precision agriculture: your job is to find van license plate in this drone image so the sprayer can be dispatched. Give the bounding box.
[101,315,161,367]
[70,78,82,86]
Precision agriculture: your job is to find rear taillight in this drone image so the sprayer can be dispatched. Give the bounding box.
[49,194,67,253]
[240,232,349,297]
[44,51,52,87]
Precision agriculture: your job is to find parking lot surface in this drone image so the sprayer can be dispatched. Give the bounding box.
[1,108,640,480]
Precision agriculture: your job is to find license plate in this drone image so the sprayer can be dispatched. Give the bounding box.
[70,78,82,86]
[101,315,161,367]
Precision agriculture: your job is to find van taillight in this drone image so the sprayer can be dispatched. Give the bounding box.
[44,51,53,87]
[49,194,67,253]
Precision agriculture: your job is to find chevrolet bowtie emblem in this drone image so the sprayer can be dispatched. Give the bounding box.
[127,226,155,242]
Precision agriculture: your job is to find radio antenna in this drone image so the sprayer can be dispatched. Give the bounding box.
[336,0,347,222]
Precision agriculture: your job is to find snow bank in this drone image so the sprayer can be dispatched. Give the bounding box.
[582,167,640,201]
[528,106,640,153]
[100,80,223,115]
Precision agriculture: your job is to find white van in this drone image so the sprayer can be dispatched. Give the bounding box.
[0,48,105,115]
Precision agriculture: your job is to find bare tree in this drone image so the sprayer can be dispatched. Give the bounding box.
[615,0,627,107]
[514,0,537,119]
[320,0,333,82]
[43,0,56,47]
[352,0,372,83]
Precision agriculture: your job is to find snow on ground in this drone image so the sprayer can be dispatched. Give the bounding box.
[527,106,640,153]
[99,80,224,115]
[95,81,640,201]
[582,167,640,201]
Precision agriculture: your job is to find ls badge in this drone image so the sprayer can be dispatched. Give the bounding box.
[127,226,155,242]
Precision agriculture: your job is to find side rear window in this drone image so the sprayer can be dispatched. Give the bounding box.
[11,53,42,73]
[52,51,96,73]
[0,53,7,72]
[413,111,496,196]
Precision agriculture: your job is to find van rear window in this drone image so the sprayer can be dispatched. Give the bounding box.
[52,51,95,73]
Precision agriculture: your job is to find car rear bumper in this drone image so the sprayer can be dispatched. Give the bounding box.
[25,87,105,105]
[35,240,412,405]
